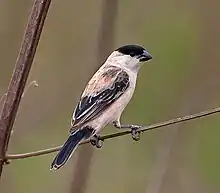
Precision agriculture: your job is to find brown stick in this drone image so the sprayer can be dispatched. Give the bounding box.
[0,0,51,178]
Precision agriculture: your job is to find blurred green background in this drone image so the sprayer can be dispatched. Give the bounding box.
[0,0,220,193]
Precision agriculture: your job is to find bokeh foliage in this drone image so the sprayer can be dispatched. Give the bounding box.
[0,0,220,193]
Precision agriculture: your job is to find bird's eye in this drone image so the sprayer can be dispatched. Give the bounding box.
[130,52,135,57]
[130,53,135,57]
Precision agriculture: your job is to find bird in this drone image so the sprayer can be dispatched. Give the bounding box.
[50,44,152,170]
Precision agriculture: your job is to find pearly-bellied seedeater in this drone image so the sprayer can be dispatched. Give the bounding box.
[50,45,152,170]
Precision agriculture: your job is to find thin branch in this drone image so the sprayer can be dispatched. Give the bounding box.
[0,80,39,117]
[21,80,39,98]
[0,0,51,177]
[0,80,39,104]
[6,105,220,160]
[11,80,39,135]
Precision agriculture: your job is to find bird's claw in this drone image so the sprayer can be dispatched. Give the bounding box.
[0,158,10,165]
[131,125,141,141]
[90,135,103,148]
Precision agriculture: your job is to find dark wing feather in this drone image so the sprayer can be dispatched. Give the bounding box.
[71,68,129,130]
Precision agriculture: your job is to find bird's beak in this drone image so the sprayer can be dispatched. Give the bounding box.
[139,50,152,62]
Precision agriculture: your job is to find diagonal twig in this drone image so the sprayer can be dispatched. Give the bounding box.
[6,105,220,160]
[0,0,51,177]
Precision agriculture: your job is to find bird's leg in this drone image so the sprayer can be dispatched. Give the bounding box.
[113,120,141,141]
[90,134,103,148]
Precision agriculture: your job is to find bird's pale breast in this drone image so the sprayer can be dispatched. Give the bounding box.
[87,69,137,134]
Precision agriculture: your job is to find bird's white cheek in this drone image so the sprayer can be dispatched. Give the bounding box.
[126,59,140,72]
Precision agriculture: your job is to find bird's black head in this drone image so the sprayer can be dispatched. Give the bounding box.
[116,45,152,62]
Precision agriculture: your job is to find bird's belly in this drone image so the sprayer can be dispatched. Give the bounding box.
[87,70,137,135]
[88,87,135,134]
[109,88,134,121]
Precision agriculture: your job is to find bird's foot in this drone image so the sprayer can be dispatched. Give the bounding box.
[130,125,142,141]
[0,158,10,165]
[90,134,103,148]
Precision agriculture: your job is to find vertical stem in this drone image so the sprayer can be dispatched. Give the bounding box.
[70,0,118,192]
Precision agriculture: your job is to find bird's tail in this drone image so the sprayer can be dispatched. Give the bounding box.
[50,127,92,170]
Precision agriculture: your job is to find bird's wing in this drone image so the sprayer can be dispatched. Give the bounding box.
[70,66,130,131]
